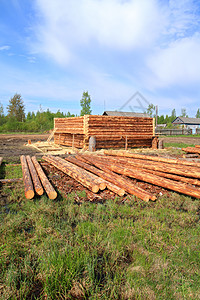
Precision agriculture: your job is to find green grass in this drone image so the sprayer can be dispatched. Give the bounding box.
[0,165,200,299]
[0,163,22,180]
[0,131,48,135]
[164,142,195,149]
[165,134,200,138]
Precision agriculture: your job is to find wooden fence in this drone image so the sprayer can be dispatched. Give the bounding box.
[155,128,192,135]
[54,115,155,149]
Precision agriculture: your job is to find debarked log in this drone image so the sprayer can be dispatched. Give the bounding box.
[42,155,106,194]
[20,155,34,199]
[104,149,200,168]
[78,154,156,201]
[31,156,57,200]
[26,155,44,196]
[0,178,23,184]
[98,154,200,179]
[85,155,200,199]
[182,147,200,154]
[65,155,125,196]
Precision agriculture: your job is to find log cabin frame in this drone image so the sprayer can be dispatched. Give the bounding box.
[54,115,156,150]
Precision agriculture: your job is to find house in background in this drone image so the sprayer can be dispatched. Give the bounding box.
[172,117,200,134]
[102,111,150,117]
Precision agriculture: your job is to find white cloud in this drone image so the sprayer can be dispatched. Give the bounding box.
[147,34,200,88]
[0,45,10,51]
[32,0,164,64]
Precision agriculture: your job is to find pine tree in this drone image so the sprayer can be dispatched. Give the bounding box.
[196,109,200,118]
[7,93,25,122]
[80,91,92,116]
[146,103,156,117]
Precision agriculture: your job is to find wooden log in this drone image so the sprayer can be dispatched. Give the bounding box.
[52,155,106,191]
[0,178,23,184]
[140,168,200,186]
[89,154,200,179]
[65,156,125,196]
[182,147,200,154]
[78,155,156,201]
[182,153,199,158]
[20,155,34,199]
[152,137,158,149]
[104,149,200,168]
[83,155,200,199]
[0,157,3,166]
[26,155,44,196]
[31,156,57,200]
[42,155,104,194]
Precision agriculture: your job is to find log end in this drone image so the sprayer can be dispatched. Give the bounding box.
[118,189,125,197]
[142,195,150,202]
[99,182,107,191]
[92,185,99,194]
[150,195,157,201]
[25,190,35,200]
[36,188,44,196]
[48,191,57,200]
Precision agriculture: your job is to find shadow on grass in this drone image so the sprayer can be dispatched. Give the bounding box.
[0,162,6,179]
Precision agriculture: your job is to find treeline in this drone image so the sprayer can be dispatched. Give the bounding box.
[0,109,75,133]
[0,92,91,133]
[0,93,200,133]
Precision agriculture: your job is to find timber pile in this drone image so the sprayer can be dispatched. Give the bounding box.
[92,150,200,199]
[54,115,155,150]
[41,147,200,200]
[182,146,200,155]
[42,154,155,201]
[20,155,57,200]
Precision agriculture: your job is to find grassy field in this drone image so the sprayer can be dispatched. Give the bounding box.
[0,164,200,299]
[164,142,195,149]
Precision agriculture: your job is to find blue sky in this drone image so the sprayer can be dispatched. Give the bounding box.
[0,0,200,117]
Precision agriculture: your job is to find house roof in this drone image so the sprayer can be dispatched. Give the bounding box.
[172,117,200,125]
[102,111,150,118]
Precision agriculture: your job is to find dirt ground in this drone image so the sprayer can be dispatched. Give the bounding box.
[0,134,49,163]
[160,136,200,145]
[1,134,200,163]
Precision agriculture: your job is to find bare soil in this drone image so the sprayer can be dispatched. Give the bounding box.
[1,133,200,163]
[0,134,49,163]
[161,136,200,145]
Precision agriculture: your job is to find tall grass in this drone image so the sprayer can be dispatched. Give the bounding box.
[0,165,200,299]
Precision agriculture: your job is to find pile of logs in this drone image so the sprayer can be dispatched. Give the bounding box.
[54,115,155,150]
[42,150,200,201]
[20,155,57,200]
[182,145,200,155]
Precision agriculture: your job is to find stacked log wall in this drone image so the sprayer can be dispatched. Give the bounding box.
[54,115,154,149]
[54,117,85,148]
